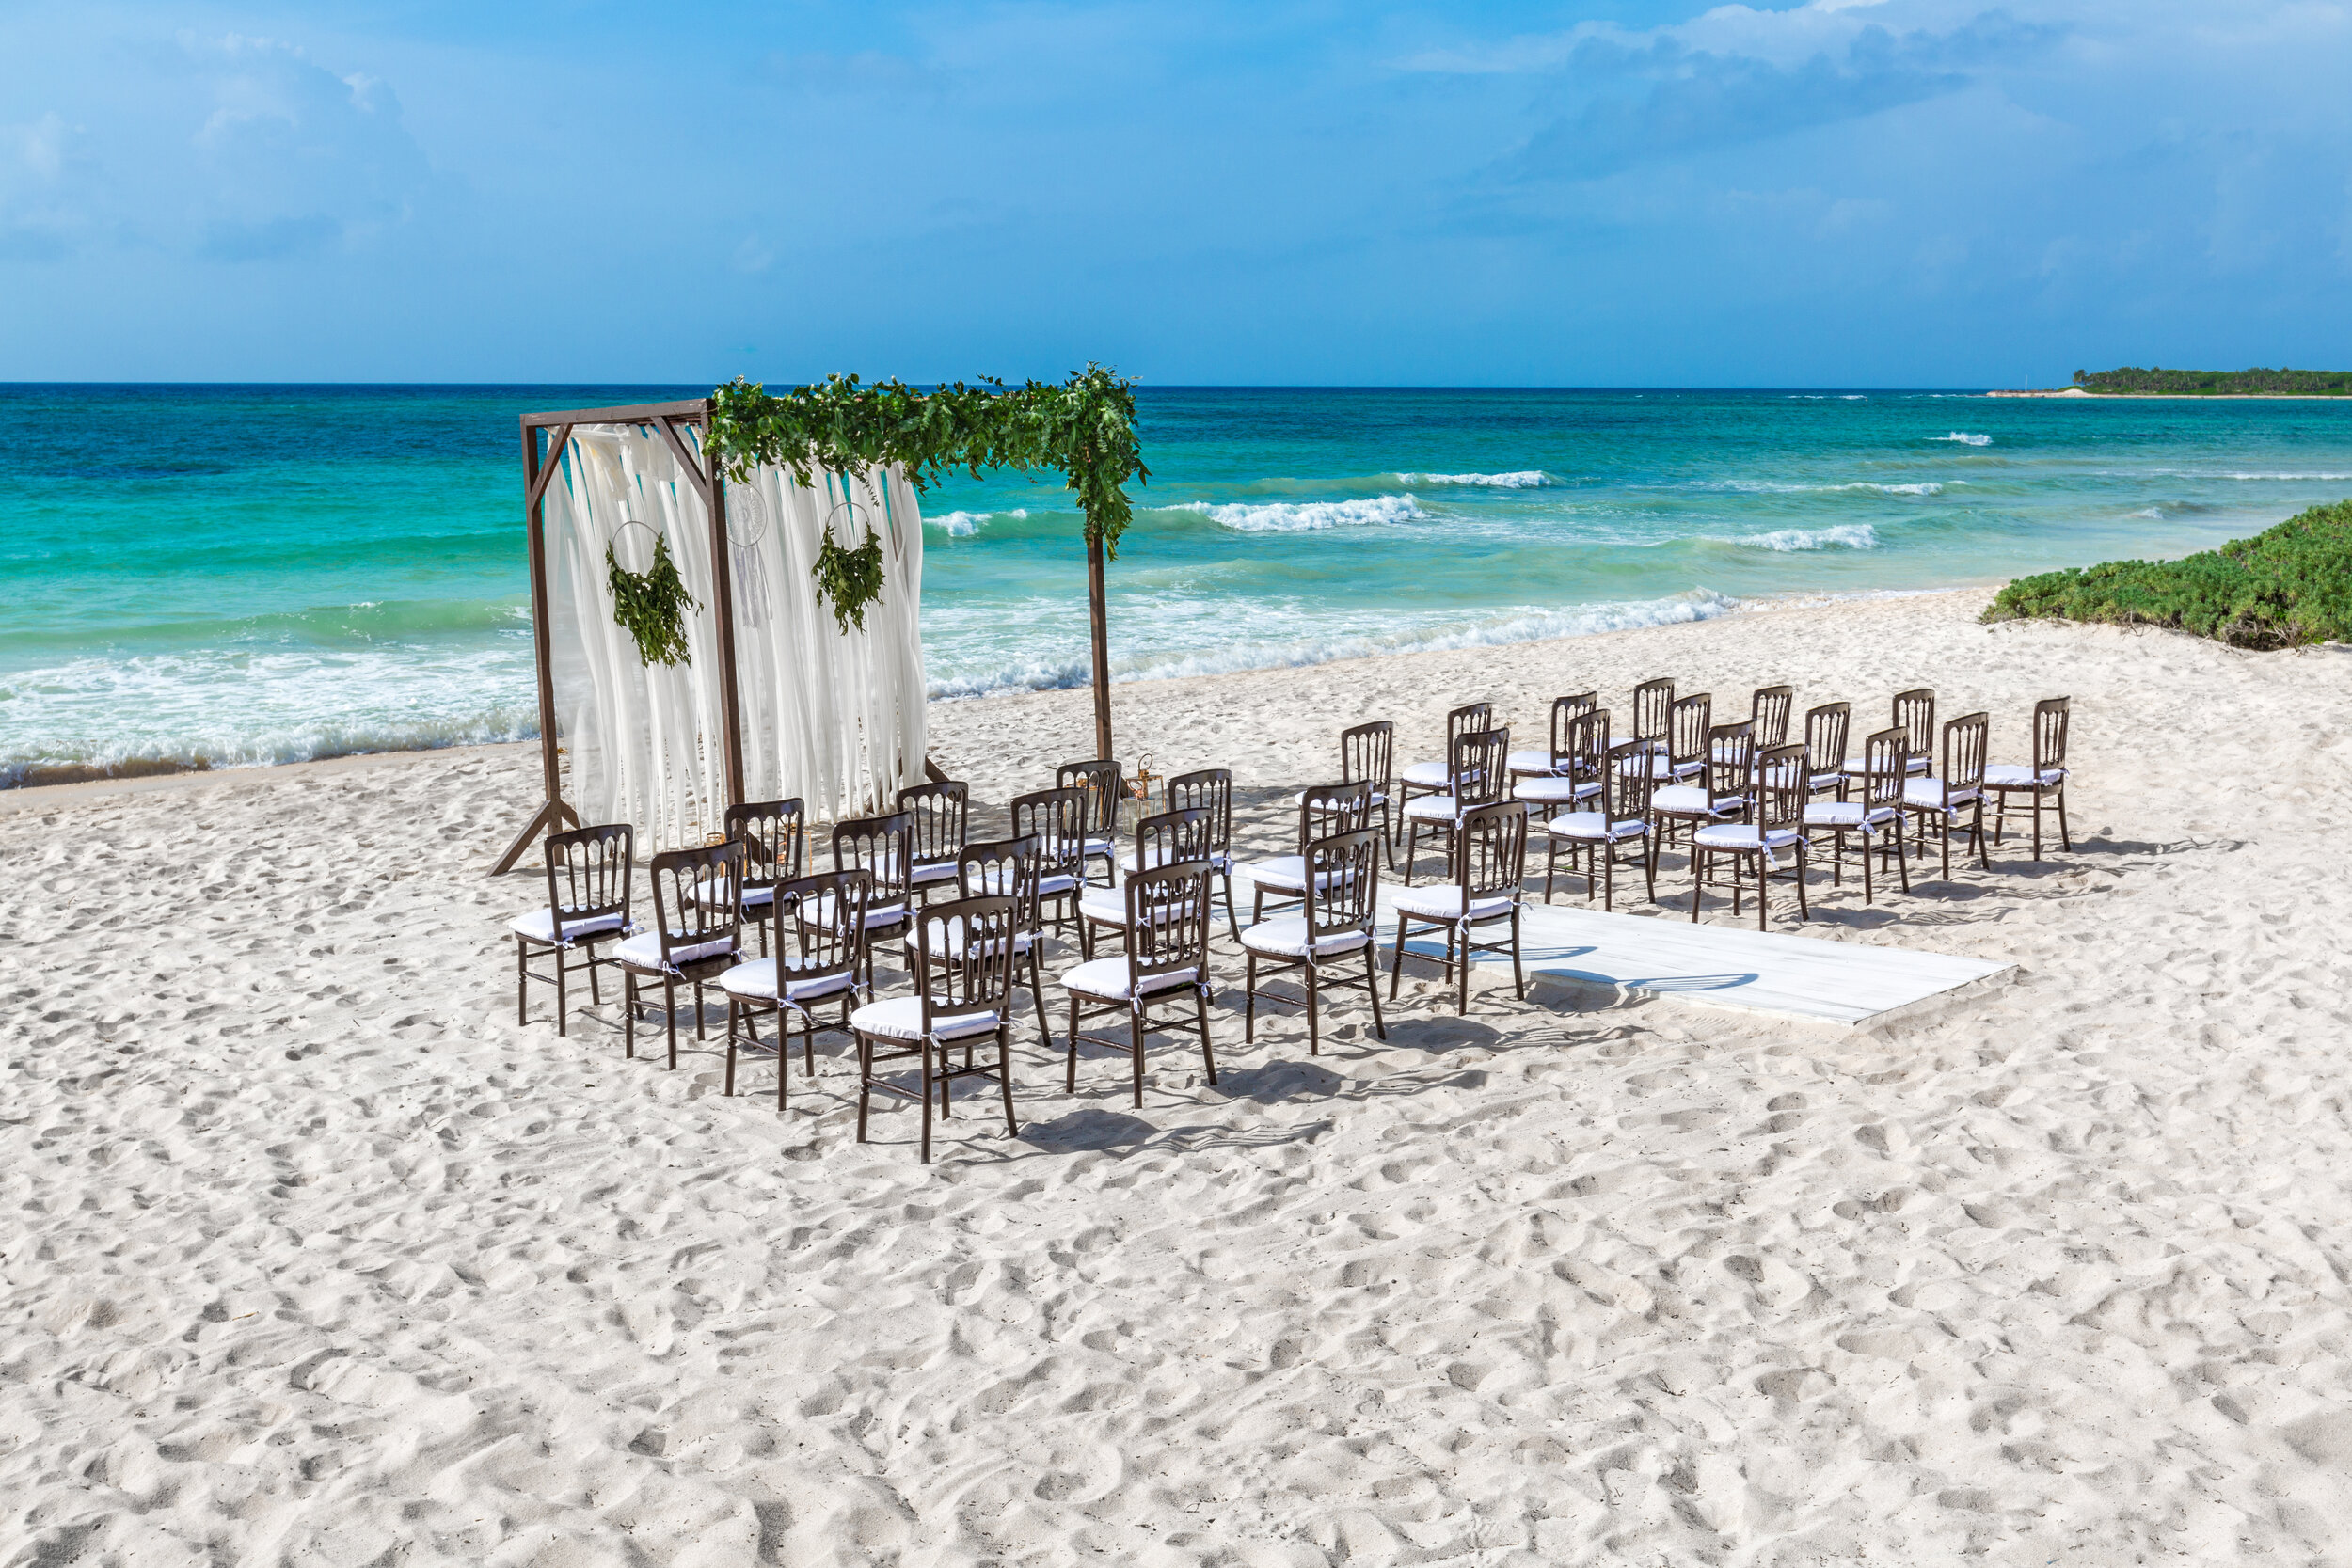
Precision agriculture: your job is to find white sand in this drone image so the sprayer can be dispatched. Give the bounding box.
[6,589,2352,1564]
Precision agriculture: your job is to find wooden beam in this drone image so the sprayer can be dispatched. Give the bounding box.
[525,424,573,513]
[1087,532,1113,760]
[521,399,707,429]
[652,413,712,502]
[522,420,565,829]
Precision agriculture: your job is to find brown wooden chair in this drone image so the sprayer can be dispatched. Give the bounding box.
[1395,702,1491,834]
[616,839,745,1069]
[850,895,1022,1164]
[1802,703,1851,801]
[1750,685,1795,749]
[1340,721,1396,866]
[1060,860,1218,1106]
[831,811,914,989]
[1239,828,1386,1055]
[1690,743,1810,928]
[720,799,803,953]
[1652,721,1753,873]
[1010,785,1088,934]
[1242,781,1372,924]
[896,780,969,905]
[1985,697,2072,859]
[1903,712,1990,879]
[1076,806,1211,957]
[1510,692,1599,780]
[1631,676,1675,753]
[1804,726,1909,904]
[511,822,632,1037]
[1514,705,1609,816]
[957,836,1055,1051]
[1057,758,1124,886]
[1168,768,1241,940]
[1391,800,1529,1015]
[1536,738,1656,910]
[1645,692,1711,786]
[1399,727,1510,885]
[719,869,867,1109]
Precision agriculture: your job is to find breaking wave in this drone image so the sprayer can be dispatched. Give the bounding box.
[1935,432,1993,446]
[1396,470,1552,488]
[1178,494,1428,532]
[930,507,1027,536]
[1733,524,1880,551]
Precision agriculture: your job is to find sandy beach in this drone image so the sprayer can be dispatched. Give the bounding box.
[7,587,2352,1565]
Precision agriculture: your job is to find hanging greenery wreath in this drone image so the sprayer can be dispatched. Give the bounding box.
[704,365,1146,632]
[606,531,698,667]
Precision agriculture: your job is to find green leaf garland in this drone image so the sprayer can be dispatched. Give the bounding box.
[813,523,886,634]
[607,532,698,667]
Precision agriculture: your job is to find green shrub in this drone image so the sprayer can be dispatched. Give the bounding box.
[1982,499,2352,649]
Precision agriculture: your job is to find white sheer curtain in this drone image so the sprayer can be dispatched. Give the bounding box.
[543,420,927,849]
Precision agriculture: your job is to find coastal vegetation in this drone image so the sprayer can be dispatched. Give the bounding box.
[2072,366,2352,395]
[1984,500,2352,648]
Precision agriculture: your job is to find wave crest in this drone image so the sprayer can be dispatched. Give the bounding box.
[1397,470,1551,488]
[1180,494,1428,532]
[1935,432,1993,446]
[929,507,1026,536]
[1734,524,1880,552]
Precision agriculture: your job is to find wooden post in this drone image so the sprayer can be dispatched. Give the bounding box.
[707,451,746,808]
[1087,531,1113,760]
[491,420,580,875]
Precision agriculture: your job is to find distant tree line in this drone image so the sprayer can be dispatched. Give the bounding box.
[2071,366,2352,394]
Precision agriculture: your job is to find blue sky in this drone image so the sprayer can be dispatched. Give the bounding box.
[3,1,2349,386]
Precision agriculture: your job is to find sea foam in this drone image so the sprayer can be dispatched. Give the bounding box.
[1397,470,1551,488]
[1936,432,1994,446]
[1180,494,1427,532]
[930,507,1026,536]
[1734,524,1880,551]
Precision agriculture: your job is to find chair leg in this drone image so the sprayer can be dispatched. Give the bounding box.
[855,1034,872,1143]
[1972,799,1989,870]
[1455,924,1470,1015]
[919,1037,935,1164]
[1642,835,1656,903]
[1794,846,1810,920]
[1243,955,1259,1043]
[1305,966,1321,1056]
[1361,947,1388,1039]
[664,977,679,1069]
[1220,869,1241,943]
[1756,855,1769,931]
[1862,832,1875,905]
[1129,1008,1146,1108]
[554,944,569,1036]
[588,949,602,1006]
[623,974,637,1058]
[783,1010,797,1112]
[1690,849,1705,921]
[1602,844,1615,912]
[1511,910,1525,1000]
[997,1027,1019,1137]
[1194,987,1218,1084]
[1066,994,1081,1091]
[516,941,530,1027]
[724,1000,739,1096]
[1389,917,1408,999]
[2057,787,2072,852]
[1026,952,1052,1053]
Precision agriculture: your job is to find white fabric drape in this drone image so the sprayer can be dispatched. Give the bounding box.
[543,422,926,849]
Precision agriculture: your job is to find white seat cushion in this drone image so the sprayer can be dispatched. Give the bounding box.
[1398,759,1450,788]
[1084,836,1115,858]
[909,862,961,885]
[1846,756,1931,776]
[1804,801,1896,830]
[1807,771,1844,791]
[1243,855,1307,893]
[1078,888,1129,925]
[689,882,777,908]
[1060,956,1201,1002]
[1692,824,1803,852]
[614,930,735,971]
[1544,811,1645,842]
[849,995,1001,1042]
[1240,918,1373,958]
[1982,764,2065,787]
[1902,778,1980,811]
[509,908,625,945]
[1506,750,1564,776]
[806,895,910,930]
[1391,886,1515,922]
[1037,873,1079,896]
[1514,775,1599,804]
[1642,756,1703,782]
[718,958,858,1005]
[1651,784,1741,816]
[1402,794,1465,822]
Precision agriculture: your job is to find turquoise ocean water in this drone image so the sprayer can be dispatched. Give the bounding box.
[4,384,2348,784]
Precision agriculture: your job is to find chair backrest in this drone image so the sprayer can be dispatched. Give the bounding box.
[1548,692,1599,765]
[1751,686,1794,749]
[1755,744,1808,832]
[1449,728,1511,809]
[1632,677,1675,743]
[1565,708,1612,784]
[1454,801,1529,903]
[545,823,631,937]
[1445,702,1493,757]
[1057,759,1124,843]
[1861,726,1908,812]
[895,780,968,868]
[1304,829,1382,942]
[1804,702,1851,780]
[1894,688,1936,762]
[1602,739,1658,825]
[1296,780,1373,851]
[832,811,914,906]
[2032,696,2071,772]
[723,800,802,895]
[956,836,1042,935]
[1341,721,1393,791]
[912,895,1018,1029]
[648,840,742,964]
[1167,768,1232,856]
[1668,693,1712,766]
[781,869,868,983]
[1124,861,1215,991]
[1134,806,1212,875]
[1704,721,1754,809]
[1009,787,1088,881]
[1941,713,1989,794]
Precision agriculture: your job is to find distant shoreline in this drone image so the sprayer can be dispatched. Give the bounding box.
[1988,388,2351,400]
